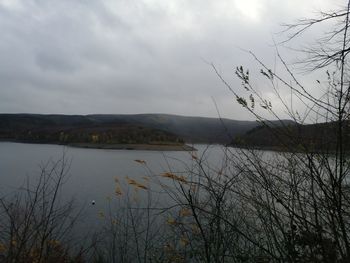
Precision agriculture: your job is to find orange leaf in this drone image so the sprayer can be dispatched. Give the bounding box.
[134,159,146,164]
[179,208,191,217]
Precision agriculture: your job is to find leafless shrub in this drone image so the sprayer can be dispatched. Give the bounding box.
[0,156,85,263]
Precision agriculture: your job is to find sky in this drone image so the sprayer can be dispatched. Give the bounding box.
[0,0,342,120]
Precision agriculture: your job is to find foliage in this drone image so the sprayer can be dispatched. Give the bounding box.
[0,123,183,146]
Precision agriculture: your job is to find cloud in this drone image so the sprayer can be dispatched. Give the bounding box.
[0,0,340,120]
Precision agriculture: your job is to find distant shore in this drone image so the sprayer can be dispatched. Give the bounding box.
[0,139,196,151]
[68,143,196,151]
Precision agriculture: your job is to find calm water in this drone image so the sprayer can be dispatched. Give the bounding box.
[0,142,227,231]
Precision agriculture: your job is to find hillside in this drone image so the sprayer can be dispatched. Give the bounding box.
[0,114,184,148]
[0,113,296,145]
[0,113,266,145]
[233,121,349,152]
[87,114,260,144]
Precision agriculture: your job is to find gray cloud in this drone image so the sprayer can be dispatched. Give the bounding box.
[0,0,341,120]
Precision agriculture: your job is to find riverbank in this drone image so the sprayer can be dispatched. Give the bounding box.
[0,139,196,151]
[67,143,197,151]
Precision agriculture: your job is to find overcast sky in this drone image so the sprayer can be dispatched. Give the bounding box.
[0,0,342,120]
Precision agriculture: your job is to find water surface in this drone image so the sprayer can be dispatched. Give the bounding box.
[0,142,226,231]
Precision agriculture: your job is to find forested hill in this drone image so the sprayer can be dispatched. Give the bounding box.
[0,114,183,146]
[87,114,260,143]
[232,121,349,152]
[0,113,269,144]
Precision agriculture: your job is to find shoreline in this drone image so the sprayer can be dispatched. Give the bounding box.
[68,143,197,151]
[0,140,196,151]
[229,144,348,155]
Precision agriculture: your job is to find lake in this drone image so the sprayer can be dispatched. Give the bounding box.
[0,142,227,233]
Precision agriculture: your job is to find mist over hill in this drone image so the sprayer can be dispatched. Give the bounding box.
[0,113,298,146]
[0,113,269,144]
[86,114,262,144]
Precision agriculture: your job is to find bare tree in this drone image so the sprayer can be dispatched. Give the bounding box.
[55,1,350,262]
[127,1,350,262]
[0,156,86,263]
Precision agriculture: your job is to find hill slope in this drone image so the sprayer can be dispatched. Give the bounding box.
[87,114,260,144]
[0,114,183,147]
[0,113,292,145]
[233,121,348,152]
